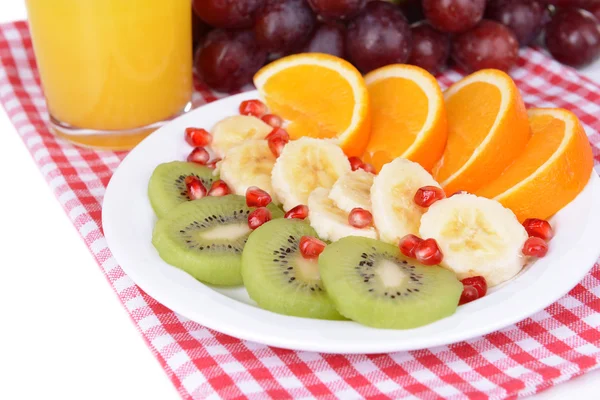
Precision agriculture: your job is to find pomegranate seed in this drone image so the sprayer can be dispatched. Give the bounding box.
[246,186,272,207]
[268,137,288,157]
[185,127,212,147]
[522,218,553,241]
[522,237,548,257]
[459,276,488,305]
[187,147,210,165]
[207,180,231,197]
[414,186,446,207]
[348,156,363,171]
[450,190,469,197]
[285,204,309,220]
[398,234,423,258]
[265,127,290,141]
[348,208,373,228]
[414,238,443,265]
[248,207,272,230]
[206,158,221,169]
[239,99,267,117]
[360,162,377,174]
[184,176,207,200]
[261,114,283,128]
[299,236,326,259]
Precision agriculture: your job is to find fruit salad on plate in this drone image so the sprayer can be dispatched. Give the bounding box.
[148,53,594,330]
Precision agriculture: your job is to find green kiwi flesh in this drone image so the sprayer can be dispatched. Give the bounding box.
[242,218,343,320]
[148,161,217,218]
[152,195,283,286]
[319,236,462,329]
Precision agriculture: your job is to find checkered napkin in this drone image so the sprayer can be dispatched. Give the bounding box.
[2,20,600,400]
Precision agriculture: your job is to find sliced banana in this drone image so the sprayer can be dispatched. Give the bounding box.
[419,194,528,287]
[371,158,441,245]
[329,169,374,212]
[308,187,378,242]
[271,137,351,210]
[211,115,273,158]
[219,140,279,203]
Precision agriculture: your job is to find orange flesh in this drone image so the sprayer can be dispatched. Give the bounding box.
[477,116,565,197]
[367,77,429,155]
[261,65,355,136]
[436,82,501,182]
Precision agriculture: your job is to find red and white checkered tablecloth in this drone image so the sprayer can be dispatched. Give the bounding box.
[2,20,600,400]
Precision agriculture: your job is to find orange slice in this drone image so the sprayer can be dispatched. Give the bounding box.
[476,108,594,221]
[433,69,531,194]
[253,53,370,157]
[362,64,447,172]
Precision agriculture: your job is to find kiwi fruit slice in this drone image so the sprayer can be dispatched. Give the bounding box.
[319,236,462,329]
[152,194,283,286]
[148,161,217,218]
[241,218,343,320]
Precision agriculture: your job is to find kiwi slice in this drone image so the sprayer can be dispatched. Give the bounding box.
[148,161,217,218]
[241,218,343,320]
[319,237,462,329]
[152,195,283,286]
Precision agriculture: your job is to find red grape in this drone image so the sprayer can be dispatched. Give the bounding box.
[195,29,267,92]
[345,1,412,73]
[301,22,346,58]
[588,5,600,22]
[192,9,210,50]
[192,0,265,29]
[422,0,485,33]
[486,0,548,46]
[452,20,519,72]
[545,8,600,67]
[407,22,450,75]
[254,0,316,53]
[307,0,366,20]
[398,0,425,23]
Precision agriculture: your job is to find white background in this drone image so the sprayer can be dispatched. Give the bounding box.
[0,2,599,399]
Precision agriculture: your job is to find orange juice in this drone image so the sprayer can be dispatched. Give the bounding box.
[25,0,192,150]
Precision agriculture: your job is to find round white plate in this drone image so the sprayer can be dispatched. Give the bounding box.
[103,90,600,354]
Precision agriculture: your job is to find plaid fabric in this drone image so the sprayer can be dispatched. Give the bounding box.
[2,20,600,400]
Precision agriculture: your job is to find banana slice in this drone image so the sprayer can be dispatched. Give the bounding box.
[371,158,441,245]
[271,137,351,210]
[211,115,273,158]
[219,140,279,203]
[329,169,374,212]
[419,194,528,287]
[308,187,378,242]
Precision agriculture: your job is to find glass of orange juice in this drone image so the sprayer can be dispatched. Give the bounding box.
[25,0,193,150]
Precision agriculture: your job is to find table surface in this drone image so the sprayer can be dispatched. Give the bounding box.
[1,3,599,399]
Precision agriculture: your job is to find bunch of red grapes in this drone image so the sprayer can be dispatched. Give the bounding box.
[192,0,600,92]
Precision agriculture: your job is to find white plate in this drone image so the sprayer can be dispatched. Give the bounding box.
[103,91,600,354]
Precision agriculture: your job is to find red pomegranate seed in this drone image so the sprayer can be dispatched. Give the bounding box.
[450,190,469,197]
[348,156,363,171]
[414,238,443,265]
[459,276,488,305]
[248,207,272,230]
[299,236,326,259]
[414,186,446,207]
[184,176,207,200]
[398,234,423,258]
[187,147,210,165]
[261,114,283,128]
[522,237,548,257]
[207,180,231,197]
[246,186,272,207]
[239,99,267,117]
[522,218,554,241]
[185,127,212,147]
[268,137,288,157]
[206,158,221,169]
[348,208,373,228]
[285,204,309,220]
[360,162,376,174]
[265,127,290,141]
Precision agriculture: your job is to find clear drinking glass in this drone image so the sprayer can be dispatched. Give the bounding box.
[25,0,193,150]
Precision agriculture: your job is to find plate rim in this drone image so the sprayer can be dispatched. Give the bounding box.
[103,90,600,354]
